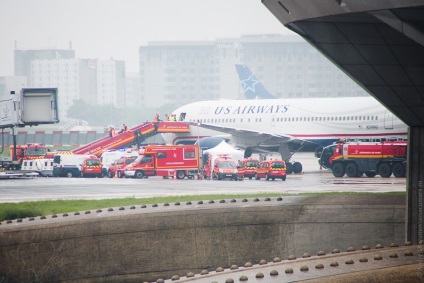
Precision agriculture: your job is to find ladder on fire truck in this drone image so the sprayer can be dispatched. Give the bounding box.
[72,121,190,157]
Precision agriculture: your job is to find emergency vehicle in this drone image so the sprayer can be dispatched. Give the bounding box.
[80,157,103,178]
[124,145,200,179]
[21,158,54,177]
[100,149,139,177]
[318,140,407,178]
[256,160,287,181]
[203,154,239,181]
[108,155,138,178]
[237,158,260,180]
[52,154,98,177]
[1,144,48,170]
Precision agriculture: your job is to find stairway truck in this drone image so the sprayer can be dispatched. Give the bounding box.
[318,141,407,178]
[124,145,200,179]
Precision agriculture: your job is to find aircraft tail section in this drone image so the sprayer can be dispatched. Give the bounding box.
[235,64,276,99]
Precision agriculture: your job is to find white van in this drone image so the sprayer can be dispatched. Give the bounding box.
[52,154,96,177]
[100,149,139,177]
[21,158,54,177]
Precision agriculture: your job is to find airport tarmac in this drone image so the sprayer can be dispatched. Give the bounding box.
[0,152,406,203]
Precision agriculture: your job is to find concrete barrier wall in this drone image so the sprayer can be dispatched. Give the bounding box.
[0,195,405,282]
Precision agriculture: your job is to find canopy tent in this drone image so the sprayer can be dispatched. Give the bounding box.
[203,141,244,161]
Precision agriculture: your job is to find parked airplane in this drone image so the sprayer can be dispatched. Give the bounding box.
[235,64,276,99]
[162,96,408,173]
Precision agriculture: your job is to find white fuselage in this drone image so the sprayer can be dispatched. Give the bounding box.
[163,97,408,148]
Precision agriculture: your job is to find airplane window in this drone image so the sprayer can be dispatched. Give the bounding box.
[248,118,250,122]
[273,118,275,122]
[376,116,378,120]
[359,116,362,120]
[259,118,261,122]
[331,117,333,121]
[241,118,243,122]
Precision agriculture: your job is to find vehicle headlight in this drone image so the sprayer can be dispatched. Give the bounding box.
[219,169,224,173]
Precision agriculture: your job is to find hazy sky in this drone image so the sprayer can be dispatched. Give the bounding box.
[0,0,295,76]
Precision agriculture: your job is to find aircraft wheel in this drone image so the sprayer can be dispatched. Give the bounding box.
[293,162,302,174]
[392,163,405,178]
[286,162,293,174]
[332,163,345,177]
[378,163,392,178]
[282,176,286,181]
[345,163,358,177]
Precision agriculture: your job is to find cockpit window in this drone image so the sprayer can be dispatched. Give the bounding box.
[180,113,186,121]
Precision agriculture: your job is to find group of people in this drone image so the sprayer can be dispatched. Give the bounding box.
[108,113,179,139]
[164,114,177,121]
[109,123,128,138]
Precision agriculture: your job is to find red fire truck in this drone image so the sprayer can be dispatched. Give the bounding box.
[318,140,407,178]
[80,157,103,178]
[0,144,48,170]
[256,160,287,181]
[203,154,239,181]
[124,145,200,179]
[237,158,260,180]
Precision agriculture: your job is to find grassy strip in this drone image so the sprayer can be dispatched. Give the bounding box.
[0,191,405,222]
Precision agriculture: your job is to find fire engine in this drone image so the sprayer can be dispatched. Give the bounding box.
[0,144,48,170]
[108,155,138,178]
[237,158,260,180]
[318,140,407,178]
[124,145,200,179]
[256,160,287,181]
[80,157,103,178]
[203,154,239,181]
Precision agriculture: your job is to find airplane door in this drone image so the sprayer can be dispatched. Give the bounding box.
[384,110,393,129]
[271,115,276,127]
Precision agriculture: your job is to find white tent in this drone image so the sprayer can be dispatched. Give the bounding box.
[203,141,245,161]
[203,141,245,178]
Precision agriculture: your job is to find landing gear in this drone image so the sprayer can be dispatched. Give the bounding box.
[285,161,303,174]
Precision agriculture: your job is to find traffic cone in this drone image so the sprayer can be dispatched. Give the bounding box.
[114,170,118,178]
[173,170,176,180]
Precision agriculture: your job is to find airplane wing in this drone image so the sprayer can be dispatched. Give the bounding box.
[190,122,296,145]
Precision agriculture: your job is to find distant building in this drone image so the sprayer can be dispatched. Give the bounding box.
[14,45,126,119]
[139,34,368,109]
[14,48,75,86]
[125,72,142,109]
